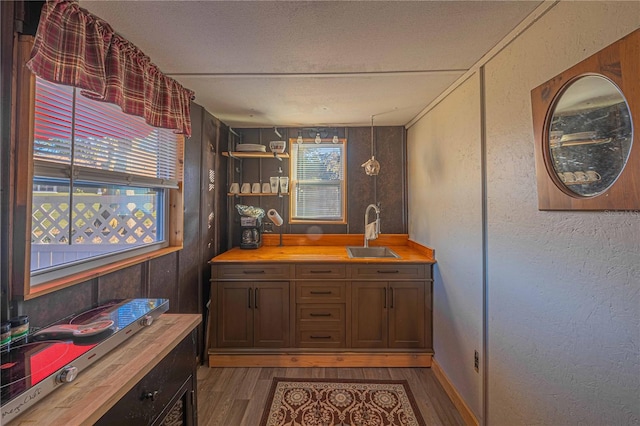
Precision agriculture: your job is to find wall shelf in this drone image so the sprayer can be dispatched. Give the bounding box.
[223,152,289,159]
[227,193,289,197]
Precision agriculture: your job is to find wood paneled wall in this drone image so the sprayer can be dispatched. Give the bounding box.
[228,126,407,240]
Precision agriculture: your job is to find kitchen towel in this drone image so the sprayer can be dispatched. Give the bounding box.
[365,221,378,240]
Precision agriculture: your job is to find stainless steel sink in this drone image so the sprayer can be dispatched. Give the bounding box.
[346,246,400,259]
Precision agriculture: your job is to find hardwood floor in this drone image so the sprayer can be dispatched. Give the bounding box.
[196,366,465,425]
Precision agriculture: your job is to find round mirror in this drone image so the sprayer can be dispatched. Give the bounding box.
[548,75,633,197]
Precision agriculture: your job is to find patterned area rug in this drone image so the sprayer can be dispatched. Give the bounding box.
[260,378,426,426]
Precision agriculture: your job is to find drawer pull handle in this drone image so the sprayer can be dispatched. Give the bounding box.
[244,270,265,274]
[310,291,332,295]
[310,270,332,274]
[310,335,332,339]
[144,390,159,401]
[248,288,252,308]
[377,270,400,274]
[255,288,259,309]
[309,312,331,317]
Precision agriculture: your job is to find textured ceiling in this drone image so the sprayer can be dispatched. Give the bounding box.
[80,1,542,127]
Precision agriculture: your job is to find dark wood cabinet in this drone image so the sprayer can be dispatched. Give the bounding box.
[209,260,432,360]
[217,282,253,347]
[253,282,290,347]
[97,329,197,426]
[351,264,429,349]
[351,281,388,348]
[216,281,289,348]
[388,282,425,348]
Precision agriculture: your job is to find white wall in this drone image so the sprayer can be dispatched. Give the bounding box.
[407,73,483,417]
[407,2,640,424]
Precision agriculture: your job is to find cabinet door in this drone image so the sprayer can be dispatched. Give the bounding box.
[217,282,253,347]
[389,282,425,348]
[351,282,387,348]
[253,282,290,347]
[388,282,425,348]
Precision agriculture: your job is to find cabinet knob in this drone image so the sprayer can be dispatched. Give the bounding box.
[144,390,159,401]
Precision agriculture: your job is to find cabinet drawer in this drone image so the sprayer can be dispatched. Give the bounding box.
[297,327,345,348]
[297,304,345,323]
[295,264,347,279]
[350,264,426,279]
[213,263,290,280]
[296,282,347,303]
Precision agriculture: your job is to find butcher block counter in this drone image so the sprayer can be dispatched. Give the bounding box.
[9,314,201,426]
[207,234,435,368]
[210,234,436,264]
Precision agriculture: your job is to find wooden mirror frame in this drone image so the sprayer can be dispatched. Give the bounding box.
[531,29,639,211]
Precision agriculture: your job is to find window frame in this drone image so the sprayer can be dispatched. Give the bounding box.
[288,137,347,224]
[10,36,184,300]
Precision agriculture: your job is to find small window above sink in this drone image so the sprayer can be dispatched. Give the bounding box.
[346,246,400,259]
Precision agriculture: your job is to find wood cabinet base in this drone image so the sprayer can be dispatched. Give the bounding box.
[208,351,433,367]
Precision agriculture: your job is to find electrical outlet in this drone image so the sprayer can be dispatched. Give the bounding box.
[474,350,479,372]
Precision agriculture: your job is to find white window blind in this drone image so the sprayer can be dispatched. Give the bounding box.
[34,79,73,165]
[34,77,178,188]
[291,142,346,221]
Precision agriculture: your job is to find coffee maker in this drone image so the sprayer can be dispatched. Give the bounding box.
[240,216,262,249]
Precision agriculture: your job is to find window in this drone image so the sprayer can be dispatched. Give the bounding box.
[290,140,346,222]
[30,77,181,285]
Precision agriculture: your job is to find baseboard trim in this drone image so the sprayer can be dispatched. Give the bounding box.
[208,352,432,368]
[431,358,479,426]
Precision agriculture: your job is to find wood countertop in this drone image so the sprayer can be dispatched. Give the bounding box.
[210,236,436,264]
[8,314,201,426]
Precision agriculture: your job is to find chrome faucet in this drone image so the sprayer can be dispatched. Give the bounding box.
[364,203,380,247]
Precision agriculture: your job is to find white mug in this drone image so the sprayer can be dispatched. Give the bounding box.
[562,172,576,183]
[574,171,588,183]
[262,182,271,193]
[240,183,251,193]
[252,183,261,193]
[279,176,289,194]
[585,170,601,182]
[229,182,240,194]
[270,177,279,194]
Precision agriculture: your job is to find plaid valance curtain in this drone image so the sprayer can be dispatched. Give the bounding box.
[27,0,195,137]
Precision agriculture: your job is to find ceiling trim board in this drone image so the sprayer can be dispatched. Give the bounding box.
[405,0,558,129]
[167,69,468,79]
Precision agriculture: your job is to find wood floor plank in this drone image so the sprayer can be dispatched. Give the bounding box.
[398,368,448,426]
[414,367,466,426]
[310,367,325,379]
[235,367,261,399]
[226,399,250,425]
[240,378,272,426]
[198,366,465,425]
[197,390,222,424]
